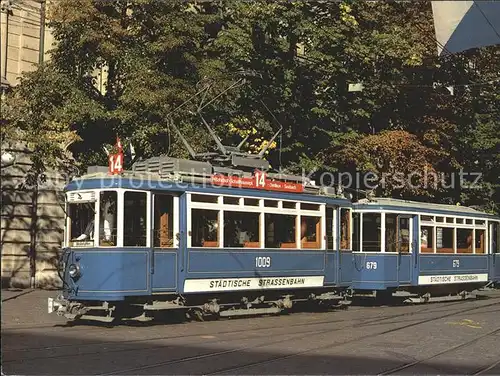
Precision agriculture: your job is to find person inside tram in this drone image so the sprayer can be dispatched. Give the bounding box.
[75,219,94,241]
[75,199,115,243]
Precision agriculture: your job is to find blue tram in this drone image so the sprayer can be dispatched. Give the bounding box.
[48,156,354,322]
[351,197,500,302]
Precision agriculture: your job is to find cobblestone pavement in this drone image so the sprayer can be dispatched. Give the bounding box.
[2,289,500,375]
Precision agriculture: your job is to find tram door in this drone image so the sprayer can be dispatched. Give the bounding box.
[396,215,412,284]
[151,193,179,292]
[491,222,500,282]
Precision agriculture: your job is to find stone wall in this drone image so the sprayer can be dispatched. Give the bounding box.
[1,143,66,288]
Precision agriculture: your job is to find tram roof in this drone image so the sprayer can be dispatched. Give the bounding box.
[64,172,352,206]
[354,197,499,219]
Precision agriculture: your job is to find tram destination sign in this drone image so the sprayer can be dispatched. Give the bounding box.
[211,171,304,193]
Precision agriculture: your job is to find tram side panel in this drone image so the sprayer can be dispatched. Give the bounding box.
[65,248,151,301]
[352,253,412,291]
[182,248,328,295]
[417,254,489,288]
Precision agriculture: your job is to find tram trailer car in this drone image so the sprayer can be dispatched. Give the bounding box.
[350,198,500,303]
[48,162,354,322]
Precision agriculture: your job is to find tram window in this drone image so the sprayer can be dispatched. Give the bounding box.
[326,208,334,250]
[436,227,454,253]
[191,194,218,204]
[224,212,260,248]
[436,217,444,223]
[352,212,360,251]
[398,217,410,253]
[421,215,434,222]
[264,200,278,208]
[446,217,454,224]
[420,226,434,253]
[265,214,296,248]
[99,191,117,246]
[386,214,398,253]
[363,213,381,252]
[223,196,240,205]
[456,218,464,224]
[69,202,95,246]
[456,229,473,253]
[493,223,500,254]
[192,209,219,247]
[340,209,351,250]
[283,201,296,209]
[154,195,174,248]
[475,229,485,254]
[466,218,473,225]
[123,192,147,247]
[244,198,259,206]
[475,220,485,226]
[301,216,321,249]
[301,203,320,211]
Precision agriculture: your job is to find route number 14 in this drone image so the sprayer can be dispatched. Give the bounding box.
[109,153,123,175]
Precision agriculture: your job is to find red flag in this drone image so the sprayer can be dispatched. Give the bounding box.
[116,136,123,152]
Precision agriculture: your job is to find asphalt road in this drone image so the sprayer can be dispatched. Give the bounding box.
[2,289,500,375]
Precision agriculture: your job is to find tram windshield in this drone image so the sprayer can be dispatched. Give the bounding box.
[69,202,95,247]
[67,190,118,247]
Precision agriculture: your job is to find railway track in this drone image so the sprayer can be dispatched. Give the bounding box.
[378,327,500,375]
[91,298,500,375]
[3,297,470,357]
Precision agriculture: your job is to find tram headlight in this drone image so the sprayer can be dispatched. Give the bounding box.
[68,264,80,279]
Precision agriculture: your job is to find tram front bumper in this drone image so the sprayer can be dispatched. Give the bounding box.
[47,296,68,315]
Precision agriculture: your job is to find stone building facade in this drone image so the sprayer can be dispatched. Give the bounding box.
[1,0,108,288]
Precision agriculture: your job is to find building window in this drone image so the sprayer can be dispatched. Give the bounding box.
[475,229,485,254]
[420,226,434,253]
[154,195,174,248]
[68,201,95,247]
[456,229,473,253]
[363,213,381,252]
[99,191,117,246]
[224,211,260,248]
[436,227,454,253]
[300,216,321,249]
[124,192,147,247]
[265,214,296,248]
[192,209,219,247]
[340,208,351,250]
